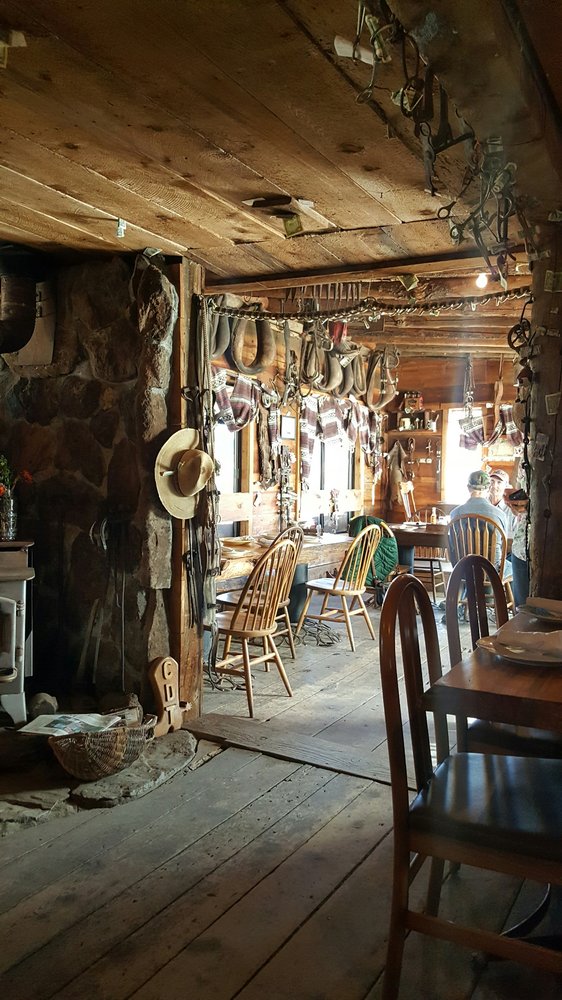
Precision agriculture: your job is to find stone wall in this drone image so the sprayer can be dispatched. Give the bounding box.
[0,255,178,703]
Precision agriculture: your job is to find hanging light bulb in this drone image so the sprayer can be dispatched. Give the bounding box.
[476,272,488,289]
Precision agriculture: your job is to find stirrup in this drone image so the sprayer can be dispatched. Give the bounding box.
[0,666,18,683]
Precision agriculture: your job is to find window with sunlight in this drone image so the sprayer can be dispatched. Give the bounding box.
[214,421,241,537]
[308,438,354,533]
[444,408,483,504]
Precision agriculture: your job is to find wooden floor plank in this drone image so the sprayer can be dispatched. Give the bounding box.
[47,770,373,1000]
[0,752,302,969]
[128,782,391,999]
[185,713,391,783]
[0,746,259,916]
[0,810,93,868]
[235,837,396,1000]
[204,632,383,725]
[5,758,340,999]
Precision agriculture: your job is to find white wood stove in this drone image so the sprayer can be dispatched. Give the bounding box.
[0,541,34,724]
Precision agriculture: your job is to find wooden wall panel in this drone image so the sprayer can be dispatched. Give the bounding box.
[387,357,516,407]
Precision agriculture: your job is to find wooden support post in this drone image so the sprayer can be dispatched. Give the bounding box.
[168,258,205,714]
[529,225,562,596]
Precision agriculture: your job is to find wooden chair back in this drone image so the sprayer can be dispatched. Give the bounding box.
[447,513,507,575]
[446,554,508,667]
[272,524,303,603]
[230,537,297,633]
[379,573,449,800]
[334,522,382,593]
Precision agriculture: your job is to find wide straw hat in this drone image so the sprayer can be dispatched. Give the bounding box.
[155,428,214,518]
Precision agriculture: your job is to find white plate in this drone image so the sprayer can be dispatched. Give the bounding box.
[518,603,562,623]
[476,636,562,665]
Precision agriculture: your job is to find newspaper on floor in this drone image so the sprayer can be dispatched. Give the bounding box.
[19,713,123,736]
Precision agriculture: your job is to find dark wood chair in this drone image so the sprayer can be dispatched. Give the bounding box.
[211,536,297,717]
[446,554,562,757]
[447,513,514,611]
[295,523,381,652]
[379,572,562,999]
[219,524,304,659]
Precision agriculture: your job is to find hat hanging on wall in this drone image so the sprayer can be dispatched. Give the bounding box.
[154,428,214,519]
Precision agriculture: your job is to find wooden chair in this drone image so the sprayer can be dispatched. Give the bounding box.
[294,523,381,652]
[211,536,297,717]
[446,554,562,757]
[379,572,562,999]
[447,513,514,611]
[377,519,411,587]
[219,524,303,659]
[411,507,451,603]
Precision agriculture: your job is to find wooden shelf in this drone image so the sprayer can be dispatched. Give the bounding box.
[387,429,440,436]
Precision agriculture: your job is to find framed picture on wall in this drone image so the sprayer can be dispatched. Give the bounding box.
[280,415,296,440]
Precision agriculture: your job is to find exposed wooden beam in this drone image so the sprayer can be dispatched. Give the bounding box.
[205,246,527,292]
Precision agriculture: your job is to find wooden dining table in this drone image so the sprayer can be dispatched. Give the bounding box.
[218,532,353,584]
[386,521,449,550]
[425,611,562,734]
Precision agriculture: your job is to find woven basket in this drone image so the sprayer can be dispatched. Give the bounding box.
[48,715,156,781]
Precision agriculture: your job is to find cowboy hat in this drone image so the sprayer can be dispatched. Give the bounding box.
[154,428,214,519]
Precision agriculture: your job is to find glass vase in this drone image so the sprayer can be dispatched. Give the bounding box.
[0,495,17,541]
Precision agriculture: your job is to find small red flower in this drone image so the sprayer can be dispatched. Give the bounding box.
[0,485,5,497]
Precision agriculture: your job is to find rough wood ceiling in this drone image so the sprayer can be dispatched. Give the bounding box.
[0,1,560,355]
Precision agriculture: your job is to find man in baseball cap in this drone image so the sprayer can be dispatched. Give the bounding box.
[489,469,517,539]
[467,470,492,490]
[450,469,507,567]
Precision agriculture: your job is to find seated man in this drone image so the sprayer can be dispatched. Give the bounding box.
[489,468,518,542]
[450,470,507,569]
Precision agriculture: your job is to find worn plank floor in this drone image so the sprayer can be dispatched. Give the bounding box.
[2,600,561,999]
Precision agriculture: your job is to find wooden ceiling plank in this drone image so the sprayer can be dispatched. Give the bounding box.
[378,333,513,347]
[174,0,448,225]
[0,127,242,255]
[0,195,119,251]
[283,0,472,203]
[0,0,403,234]
[238,237,346,272]
[2,0,454,229]
[0,165,200,255]
[0,73,285,249]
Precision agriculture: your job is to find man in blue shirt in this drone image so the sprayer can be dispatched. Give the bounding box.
[450,470,507,568]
